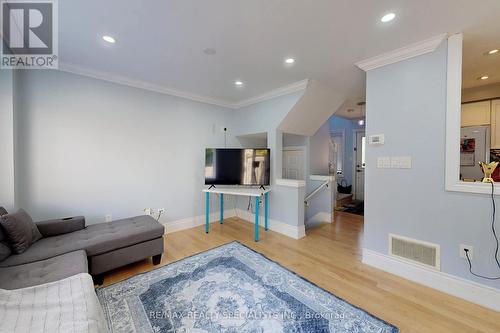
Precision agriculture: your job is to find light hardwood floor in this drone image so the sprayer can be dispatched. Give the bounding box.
[103,212,500,333]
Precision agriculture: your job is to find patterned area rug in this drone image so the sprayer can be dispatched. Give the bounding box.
[97,241,398,333]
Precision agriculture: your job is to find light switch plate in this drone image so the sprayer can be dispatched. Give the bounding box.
[377,156,412,168]
[399,156,412,169]
[390,157,401,168]
[377,157,391,168]
[369,134,385,145]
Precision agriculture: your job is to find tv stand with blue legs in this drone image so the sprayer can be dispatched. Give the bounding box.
[203,187,270,241]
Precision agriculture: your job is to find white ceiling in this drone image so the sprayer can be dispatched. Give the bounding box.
[462,28,500,90]
[58,0,500,107]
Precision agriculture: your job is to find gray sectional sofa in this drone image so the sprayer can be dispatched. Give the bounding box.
[0,207,165,289]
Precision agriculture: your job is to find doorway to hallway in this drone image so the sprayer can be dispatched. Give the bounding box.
[354,130,365,201]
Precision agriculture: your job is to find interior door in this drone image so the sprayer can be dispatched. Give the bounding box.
[282,149,305,180]
[354,131,366,201]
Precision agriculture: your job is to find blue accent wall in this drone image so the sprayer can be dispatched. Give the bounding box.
[365,40,500,288]
[329,115,365,186]
[13,70,234,224]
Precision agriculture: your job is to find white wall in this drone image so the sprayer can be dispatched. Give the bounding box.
[278,80,344,136]
[0,71,15,211]
[14,70,233,224]
[365,41,500,289]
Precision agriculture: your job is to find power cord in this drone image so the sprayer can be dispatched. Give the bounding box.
[465,181,500,280]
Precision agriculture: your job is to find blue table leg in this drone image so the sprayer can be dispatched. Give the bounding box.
[205,192,209,233]
[255,196,259,242]
[264,192,268,231]
[220,193,224,224]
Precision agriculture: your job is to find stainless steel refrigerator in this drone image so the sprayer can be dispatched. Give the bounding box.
[460,126,490,181]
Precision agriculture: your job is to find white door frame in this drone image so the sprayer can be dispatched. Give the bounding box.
[352,129,365,200]
[330,129,346,177]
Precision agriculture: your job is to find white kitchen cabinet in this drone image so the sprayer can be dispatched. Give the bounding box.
[491,99,500,149]
[461,101,491,127]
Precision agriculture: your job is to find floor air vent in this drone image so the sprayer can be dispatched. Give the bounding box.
[389,234,440,270]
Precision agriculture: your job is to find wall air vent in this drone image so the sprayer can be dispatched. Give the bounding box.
[389,234,440,270]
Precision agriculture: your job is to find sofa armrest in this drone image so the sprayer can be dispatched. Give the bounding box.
[36,216,85,237]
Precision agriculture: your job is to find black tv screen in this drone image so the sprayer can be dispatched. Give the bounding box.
[205,148,270,186]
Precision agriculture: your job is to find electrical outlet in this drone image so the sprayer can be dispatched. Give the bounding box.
[105,214,112,222]
[158,208,165,214]
[460,244,473,260]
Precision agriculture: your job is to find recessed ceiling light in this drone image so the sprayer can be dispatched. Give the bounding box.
[285,58,295,64]
[488,49,499,55]
[235,80,244,86]
[381,12,396,23]
[102,35,116,44]
[480,76,489,80]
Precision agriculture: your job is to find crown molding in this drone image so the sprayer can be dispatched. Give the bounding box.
[58,62,309,110]
[235,79,309,108]
[355,33,448,72]
[58,62,238,109]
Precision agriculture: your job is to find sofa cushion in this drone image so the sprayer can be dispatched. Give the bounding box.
[36,216,86,237]
[0,250,88,290]
[0,243,11,262]
[0,209,42,254]
[0,207,8,242]
[0,215,164,267]
[0,207,12,262]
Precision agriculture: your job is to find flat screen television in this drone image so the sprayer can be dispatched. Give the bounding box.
[205,148,270,186]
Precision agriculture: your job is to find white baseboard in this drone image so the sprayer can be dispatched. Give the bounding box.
[306,212,332,225]
[234,209,305,239]
[162,208,305,240]
[162,209,236,234]
[362,248,500,312]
